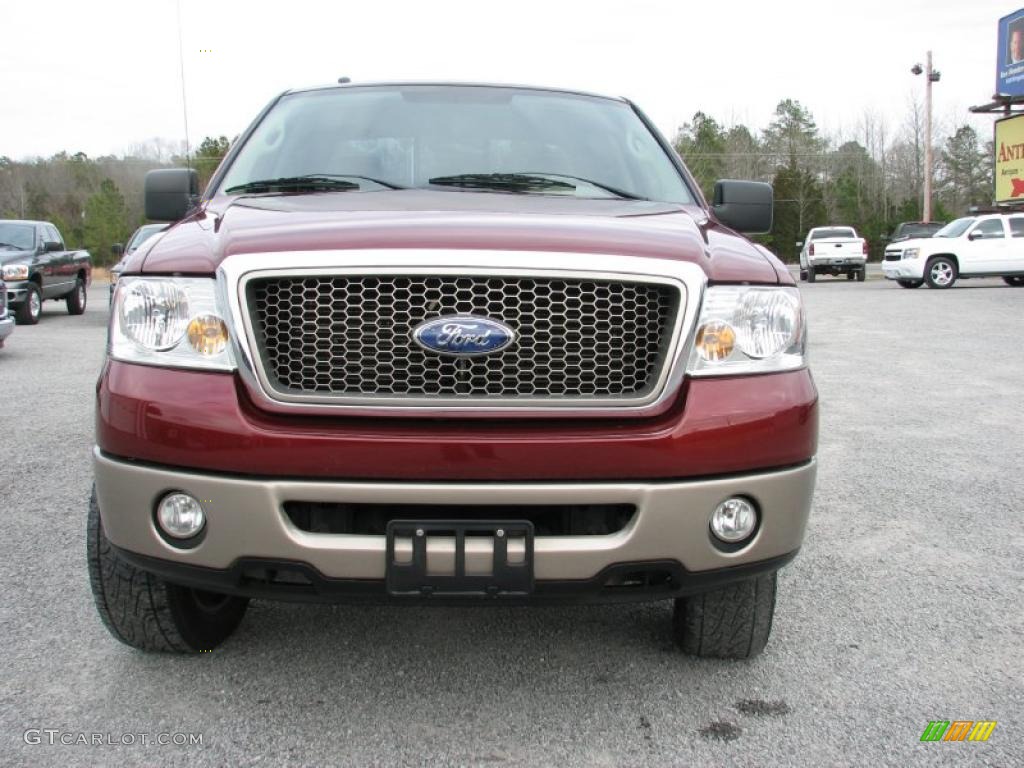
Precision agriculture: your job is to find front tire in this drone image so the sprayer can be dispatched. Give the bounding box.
[87,487,249,653]
[15,282,42,325]
[66,278,87,315]
[1004,276,1024,287]
[897,279,923,289]
[672,572,777,659]
[925,256,958,289]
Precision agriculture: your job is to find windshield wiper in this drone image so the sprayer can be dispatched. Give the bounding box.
[0,242,25,249]
[517,172,647,200]
[427,172,645,200]
[225,174,404,194]
[427,173,576,194]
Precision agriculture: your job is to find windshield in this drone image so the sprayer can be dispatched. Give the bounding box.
[898,223,942,238]
[933,217,975,238]
[217,85,693,203]
[126,224,166,253]
[810,227,856,240]
[0,223,35,250]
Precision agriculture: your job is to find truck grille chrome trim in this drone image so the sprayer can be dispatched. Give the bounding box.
[248,275,675,398]
[219,250,706,417]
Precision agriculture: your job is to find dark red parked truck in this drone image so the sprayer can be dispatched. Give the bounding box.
[89,83,817,658]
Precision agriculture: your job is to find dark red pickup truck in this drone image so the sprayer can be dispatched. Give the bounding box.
[89,83,817,658]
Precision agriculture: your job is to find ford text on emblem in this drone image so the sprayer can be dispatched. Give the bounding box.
[412,315,516,357]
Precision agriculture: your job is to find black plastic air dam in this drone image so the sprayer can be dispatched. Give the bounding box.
[111,545,798,606]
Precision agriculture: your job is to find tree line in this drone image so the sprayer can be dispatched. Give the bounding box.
[0,99,994,265]
[0,137,228,265]
[674,99,992,260]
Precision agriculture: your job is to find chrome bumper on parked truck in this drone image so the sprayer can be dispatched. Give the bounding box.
[94,449,816,599]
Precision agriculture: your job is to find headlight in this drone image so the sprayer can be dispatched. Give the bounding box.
[688,286,805,376]
[110,277,235,370]
[3,264,29,281]
[902,247,920,260]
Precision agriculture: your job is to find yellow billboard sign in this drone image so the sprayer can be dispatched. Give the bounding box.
[995,114,1024,202]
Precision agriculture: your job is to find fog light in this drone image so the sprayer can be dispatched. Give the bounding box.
[710,497,757,543]
[157,492,206,539]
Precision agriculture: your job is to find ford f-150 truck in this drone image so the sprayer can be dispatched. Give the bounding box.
[0,220,91,323]
[88,82,818,659]
[798,226,868,282]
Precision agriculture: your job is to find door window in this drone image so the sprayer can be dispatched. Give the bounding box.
[971,219,1005,239]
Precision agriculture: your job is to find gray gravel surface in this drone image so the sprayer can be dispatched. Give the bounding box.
[1,278,1021,767]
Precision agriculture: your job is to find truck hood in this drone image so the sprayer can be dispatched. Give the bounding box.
[140,190,784,284]
[0,248,35,266]
[895,236,941,250]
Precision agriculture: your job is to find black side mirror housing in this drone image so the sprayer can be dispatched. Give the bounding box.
[145,168,199,221]
[43,241,63,252]
[711,180,773,234]
[111,243,124,257]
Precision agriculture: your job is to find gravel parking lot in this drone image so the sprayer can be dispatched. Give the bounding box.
[1,276,1021,767]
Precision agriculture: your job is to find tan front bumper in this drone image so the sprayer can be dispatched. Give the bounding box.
[93,448,816,581]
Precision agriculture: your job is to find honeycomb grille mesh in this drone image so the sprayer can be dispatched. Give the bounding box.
[246,275,678,399]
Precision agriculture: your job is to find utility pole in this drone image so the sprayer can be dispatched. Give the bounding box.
[912,53,941,222]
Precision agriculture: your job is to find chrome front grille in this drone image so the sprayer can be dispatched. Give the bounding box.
[245,274,679,400]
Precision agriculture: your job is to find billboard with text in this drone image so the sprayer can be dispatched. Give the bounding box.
[995,114,1024,202]
[997,9,1024,96]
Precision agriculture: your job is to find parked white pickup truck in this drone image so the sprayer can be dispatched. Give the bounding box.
[798,226,868,282]
[882,213,1024,289]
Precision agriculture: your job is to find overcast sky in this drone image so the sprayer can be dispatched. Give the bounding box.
[1,0,1011,160]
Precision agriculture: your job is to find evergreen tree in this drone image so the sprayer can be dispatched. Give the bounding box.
[771,165,826,261]
[674,112,727,200]
[939,126,991,213]
[83,179,130,266]
[193,136,231,191]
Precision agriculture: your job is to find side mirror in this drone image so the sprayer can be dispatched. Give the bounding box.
[145,168,199,221]
[43,241,63,252]
[711,180,773,234]
[111,243,124,257]
[967,231,982,241]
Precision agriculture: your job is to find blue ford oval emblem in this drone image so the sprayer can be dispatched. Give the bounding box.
[412,315,516,357]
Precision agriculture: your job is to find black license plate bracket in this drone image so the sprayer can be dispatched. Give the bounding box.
[386,520,534,597]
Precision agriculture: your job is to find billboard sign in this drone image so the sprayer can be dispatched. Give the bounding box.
[994,114,1024,202]
[997,9,1024,96]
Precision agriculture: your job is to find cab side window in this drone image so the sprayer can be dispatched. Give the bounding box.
[45,225,63,248]
[971,219,1005,239]
[1008,218,1024,238]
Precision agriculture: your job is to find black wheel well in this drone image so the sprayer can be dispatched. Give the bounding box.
[76,268,87,282]
[29,273,42,286]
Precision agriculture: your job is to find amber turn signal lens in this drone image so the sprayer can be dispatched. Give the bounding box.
[695,321,736,362]
[186,314,229,356]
